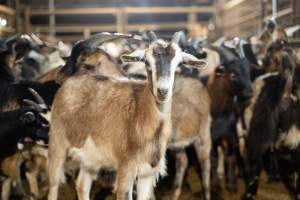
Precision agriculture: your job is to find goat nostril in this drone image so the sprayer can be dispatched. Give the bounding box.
[157,89,169,99]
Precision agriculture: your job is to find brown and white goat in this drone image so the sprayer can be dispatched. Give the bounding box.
[47,32,206,200]
[27,33,138,199]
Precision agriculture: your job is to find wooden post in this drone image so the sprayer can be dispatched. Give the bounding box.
[272,0,277,19]
[116,7,127,33]
[83,28,91,39]
[49,0,56,37]
[293,0,300,38]
[187,11,197,35]
[15,0,21,33]
[24,7,31,33]
[260,0,267,32]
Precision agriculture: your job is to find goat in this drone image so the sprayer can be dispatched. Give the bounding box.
[24,33,141,199]
[203,46,253,198]
[37,33,139,84]
[121,34,253,199]
[119,32,212,200]
[168,75,212,200]
[0,88,49,200]
[241,38,299,200]
[175,43,253,197]
[47,31,206,200]
[57,33,140,81]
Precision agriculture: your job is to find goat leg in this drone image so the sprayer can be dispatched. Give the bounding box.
[171,149,188,200]
[210,143,222,198]
[217,146,225,180]
[26,169,39,200]
[242,158,262,200]
[1,178,12,200]
[295,146,300,200]
[224,140,238,193]
[116,163,135,200]
[136,169,156,200]
[76,168,94,200]
[194,132,211,200]
[48,141,67,200]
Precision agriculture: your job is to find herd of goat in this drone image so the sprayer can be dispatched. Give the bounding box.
[0,19,300,200]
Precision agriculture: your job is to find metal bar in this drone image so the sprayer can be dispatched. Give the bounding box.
[272,0,277,19]
[15,0,21,33]
[33,25,117,33]
[32,21,194,33]
[264,7,293,20]
[30,6,215,16]
[49,0,55,37]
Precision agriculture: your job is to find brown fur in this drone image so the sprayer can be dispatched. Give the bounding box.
[258,27,289,63]
[171,76,211,144]
[207,72,233,113]
[37,49,123,84]
[37,66,62,83]
[53,74,167,152]
[48,74,171,200]
[169,75,212,200]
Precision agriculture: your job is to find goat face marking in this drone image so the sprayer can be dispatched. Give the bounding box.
[146,40,182,103]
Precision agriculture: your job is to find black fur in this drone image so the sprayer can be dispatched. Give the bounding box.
[243,73,300,199]
[0,107,49,164]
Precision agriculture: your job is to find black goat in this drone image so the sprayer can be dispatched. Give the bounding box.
[242,40,299,200]
[178,43,253,198]
[0,88,49,200]
[0,89,49,162]
[207,46,253,198]
[0,37,59,110]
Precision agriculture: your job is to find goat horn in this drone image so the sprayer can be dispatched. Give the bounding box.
[5,34,19,44]
[23,99,44,113]
[147,31,157,43]
[172,31,185,44]
[30,33,44,46]
[0,34,19,52]
[28,88,48,111]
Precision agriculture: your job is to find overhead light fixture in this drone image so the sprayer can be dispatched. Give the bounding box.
[0,18,7,27]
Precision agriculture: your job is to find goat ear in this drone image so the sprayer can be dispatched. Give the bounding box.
[20,111,36,124]
[215,65,225,76]
[182,52,207,69]
[121,49,145,63]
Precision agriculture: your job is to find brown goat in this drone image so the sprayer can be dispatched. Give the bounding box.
[169,75,211,200]
[38,49,124,83]
[47,32,206,200]
[28,33,136,199]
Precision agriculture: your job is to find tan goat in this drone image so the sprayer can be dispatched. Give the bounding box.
[25,33,137,199]
[169,75,211,200]
[47,32,206,200]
